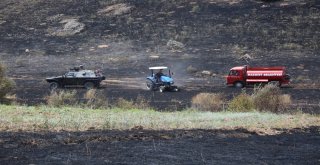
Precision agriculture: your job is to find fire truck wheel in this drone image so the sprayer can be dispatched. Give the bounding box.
[234,82,244,88]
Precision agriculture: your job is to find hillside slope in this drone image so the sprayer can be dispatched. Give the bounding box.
[0,0,319,107]
[0,0,319,55]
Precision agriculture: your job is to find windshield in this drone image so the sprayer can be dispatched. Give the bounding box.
[229,70,239,76]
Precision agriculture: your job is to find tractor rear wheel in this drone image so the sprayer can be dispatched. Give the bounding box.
[146,80,154,91]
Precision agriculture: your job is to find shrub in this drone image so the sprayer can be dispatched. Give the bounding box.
[0,78,15,99]
[46,90,77,107]
[114,96,150,110]
[115,98,136,110]
[84,89,108,109]
[191,93,224,112]
[134,95,150,110]
[228,93,254,112]
[0,63,15,99]
[278,94,292,111]
[252,84,291,113]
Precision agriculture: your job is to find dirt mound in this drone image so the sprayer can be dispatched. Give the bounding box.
[47,17,85,37]
[97,3,133,16]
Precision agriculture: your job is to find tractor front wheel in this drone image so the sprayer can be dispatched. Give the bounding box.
[146,80,154,91]
[159,86,165,92]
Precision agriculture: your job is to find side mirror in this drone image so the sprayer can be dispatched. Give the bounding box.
[171,72,174,75]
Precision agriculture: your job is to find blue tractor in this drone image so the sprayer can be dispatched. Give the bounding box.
[146,66,179,92]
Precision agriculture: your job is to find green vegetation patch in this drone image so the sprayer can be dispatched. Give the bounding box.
[0,105,319,132]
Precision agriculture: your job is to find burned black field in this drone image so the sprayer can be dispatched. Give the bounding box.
[0,0,320,164]
[1,127,320,165]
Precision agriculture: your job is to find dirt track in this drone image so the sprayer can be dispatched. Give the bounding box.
[8,55,320,113]
[3,53,319,113]
[3,51,320,112]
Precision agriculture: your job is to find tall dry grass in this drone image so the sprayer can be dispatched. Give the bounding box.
[191,93,224,111]
[115,96,150,110]
[252,84,292,113]
[46,90,78,107]
[84,89,108,109]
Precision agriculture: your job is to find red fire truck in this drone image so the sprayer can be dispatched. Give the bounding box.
[226,65,290,88]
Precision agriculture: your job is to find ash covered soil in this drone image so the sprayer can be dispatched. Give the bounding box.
[1,127,320,164]
[0,0,320,164]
